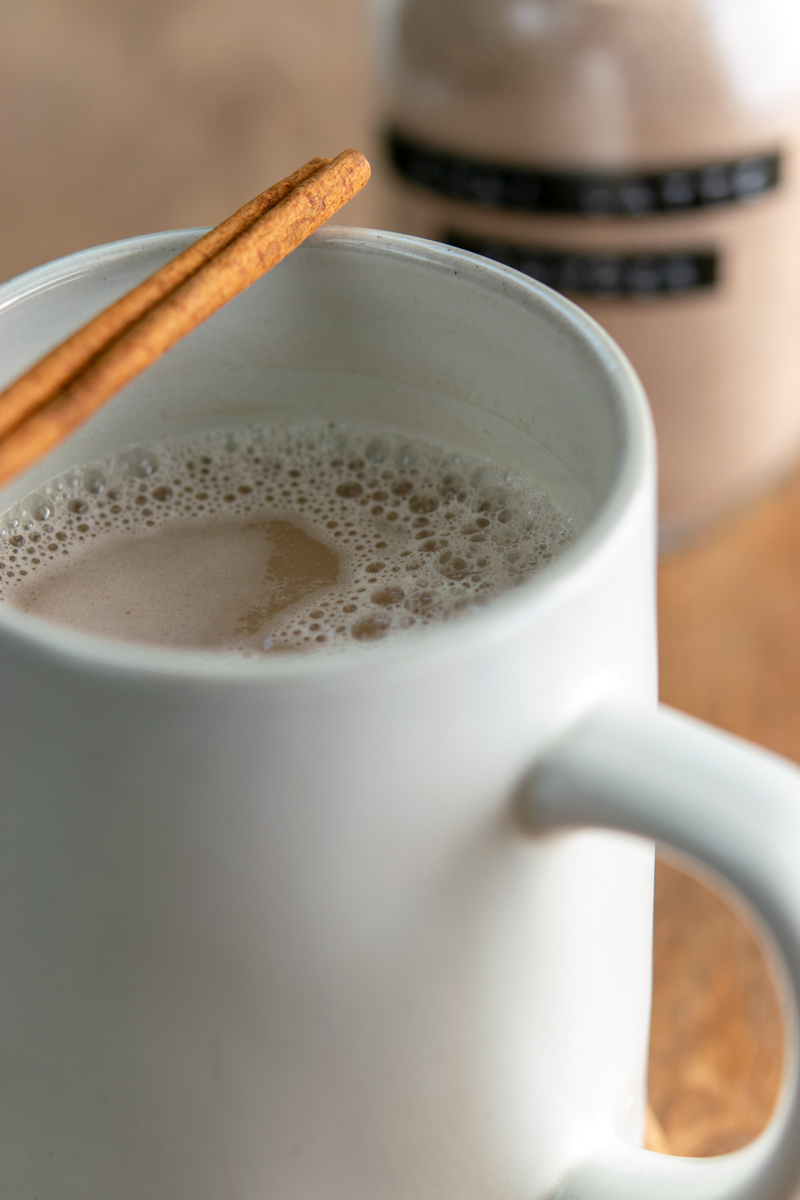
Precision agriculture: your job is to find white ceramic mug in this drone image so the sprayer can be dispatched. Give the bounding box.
[0,228,799,1200]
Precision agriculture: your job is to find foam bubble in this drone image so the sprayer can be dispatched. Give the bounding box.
[0,422,580,654]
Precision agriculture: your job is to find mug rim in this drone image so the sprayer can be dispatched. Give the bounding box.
[0,226,655,683]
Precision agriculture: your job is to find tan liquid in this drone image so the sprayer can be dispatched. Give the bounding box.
[0,424,579,655]
[13,518,339,651]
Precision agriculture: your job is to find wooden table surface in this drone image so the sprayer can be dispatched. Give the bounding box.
[648,469,800,1155]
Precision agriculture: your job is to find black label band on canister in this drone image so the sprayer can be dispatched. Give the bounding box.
[446,231,718,298]
[389,130,780,217]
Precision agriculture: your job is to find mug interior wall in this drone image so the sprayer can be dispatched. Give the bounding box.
[0,229,625,526]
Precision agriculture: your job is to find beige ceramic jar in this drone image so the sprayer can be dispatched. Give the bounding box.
[379,0,800,542]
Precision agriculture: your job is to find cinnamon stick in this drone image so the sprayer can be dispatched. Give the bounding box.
[0,148,370,487]
[0,156,329,443]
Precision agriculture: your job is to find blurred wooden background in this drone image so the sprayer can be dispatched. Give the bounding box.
[652,474,800,1156]
[0,0,788,1160]
[0,0,383,284]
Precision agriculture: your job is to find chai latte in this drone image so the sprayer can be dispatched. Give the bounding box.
[0,423,579,654]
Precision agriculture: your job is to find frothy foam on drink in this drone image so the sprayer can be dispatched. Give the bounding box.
[0,423,579,654]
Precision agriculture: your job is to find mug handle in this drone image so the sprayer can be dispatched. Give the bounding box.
[519,702,800,1200]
